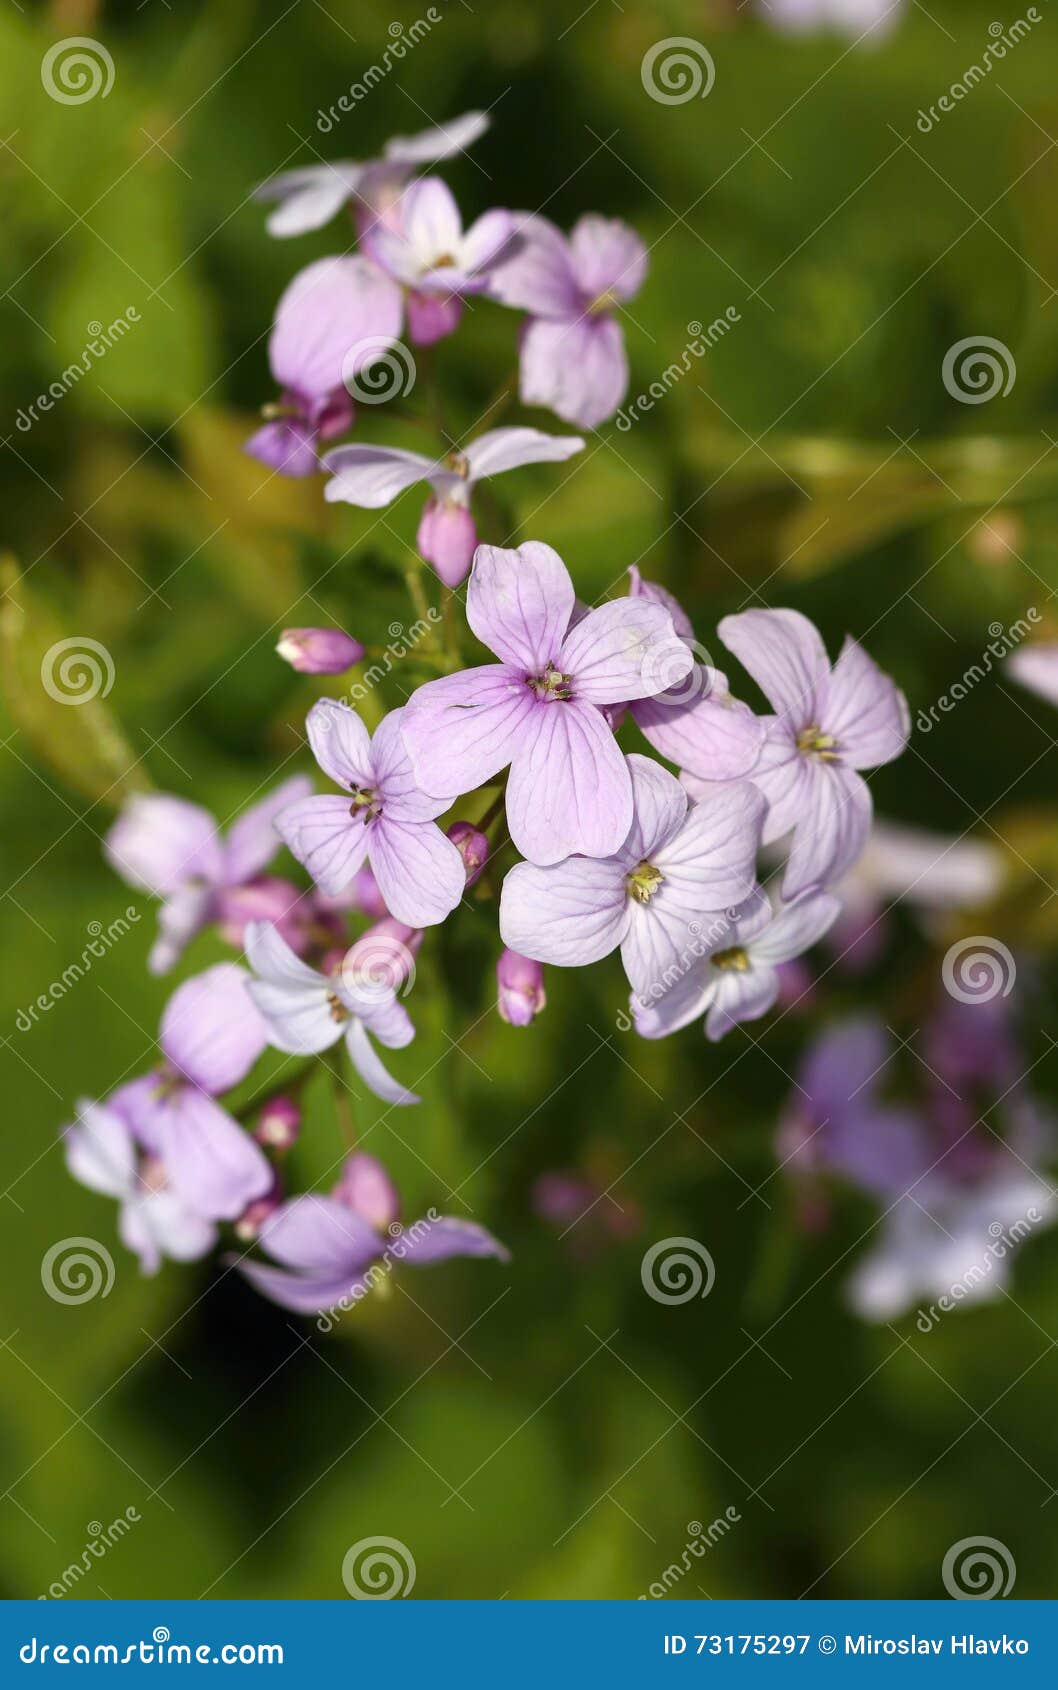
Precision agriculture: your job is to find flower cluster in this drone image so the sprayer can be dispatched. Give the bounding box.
[60,110,918,1324]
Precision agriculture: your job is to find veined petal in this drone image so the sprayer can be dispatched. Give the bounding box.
[467,542,575,670]
[244,920,343,1055]
[560,599,692,705]
[368,819,465,928]
[321,443,436,508]
[275,795,370,897]
[783,763,873,899]
[520,315,629,429]
[705,967,780,1042]
[401,665,536,797]
[499,856,628,966]
[749,892,842,966]
[371,707,453,821]
[345,1017,420,1106]
[505,700,632,865]
[744,719,811,844]
[633,683,765,781]
[621,754,687,862]
[305,697,374,789]
[718,607,829,724]
[654,780,765,911]
[820,635,910,769]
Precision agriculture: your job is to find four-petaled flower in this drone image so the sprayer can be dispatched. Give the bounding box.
[364,176,518,345]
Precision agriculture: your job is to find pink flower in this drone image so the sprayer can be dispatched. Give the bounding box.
[632,890,840,1042]
[500,755,764,999]
[63,1099,216,1274]
[400,542,694,865]
[322,427,584,587]
[363,177,518,345]
[489,214,647,427]
[245,256,402,476]
[275,701,465,927]
[1008,641,1058,707]
[276,627,365,674]
[253,112,490,238]
[244,920,419,1107]
[105,776,313,974]
[496,949,547,1026]
[713,608,909,898]
[108,964,273,1221]
[334,1151,401,1231]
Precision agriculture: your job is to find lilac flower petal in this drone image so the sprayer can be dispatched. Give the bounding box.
[148,883,215,976]
[827,1106,931,1199]
[499,856,629,966]
[259,1193,381,1275]
[105,795,223,897]
[368,818,465,928]
[406,291,463,344]
[275,795,370,898]
[254,164,364,238]
[383,111,490,165]
[487,214,582,315]
[236,1258,375,1315]
[322,443,436,508]
[1009,642,1058,706]
[520,315,629,429]
[506,699,632,864]
[718,607,829,723]
[468,542,576,670]
[269,255,403,396]
[244,920,344,1055]
[120,1192,216,1275]
[223,775,314,885]
[459,209,518,282]
[345,1017,420,1106]
[143,1089,272,1222]
[742,719,810,844]
[353,992,414,1050]
[569,215,648,303]
[654,780,765,910]
[64,1099,136,1199]
[462,427,585,480]
[621,754,688,862]
[401,664,537,796]
[560,598,692,705]
[371,707,453,822]
[749,892,842,964]
[160,963,268,1094]
[820,635,910,769]
[705,968,780,1042]
[799,1015,891,1118]
[783,763,872,898]
[245,418,320,478]
[399,1216,510,1265]
[305,696,374,790]
[633,683,765,781]
[627,565,695,641]
[633,961,715,1039]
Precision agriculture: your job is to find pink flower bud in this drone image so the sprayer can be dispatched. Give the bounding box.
[276,627,365,675]
[417,496,476,587]
[496,949,546,1027]
[406,291,463,346]
[335,1152,401,1231]
[447,821,489,887]
[254,1096,301,1150]
[216,876,336,956]
[233,1187,283,1242]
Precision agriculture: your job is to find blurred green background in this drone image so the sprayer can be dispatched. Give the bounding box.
[3,0,1058,1601]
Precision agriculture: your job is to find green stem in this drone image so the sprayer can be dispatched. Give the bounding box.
[322,1045,356,1150]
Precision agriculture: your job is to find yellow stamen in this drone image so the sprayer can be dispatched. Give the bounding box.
[711,946,749,972]
[626,861,664,904]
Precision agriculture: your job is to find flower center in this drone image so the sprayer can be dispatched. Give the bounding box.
[348,785,382,822]
[626,860,664,904]
[529,664,573,701]
[445,449,471,478]
[432,252,457,268]
[796,725,840,761]
[590,288,618,314]
[326,990,350,1025]
[711,945,750,972]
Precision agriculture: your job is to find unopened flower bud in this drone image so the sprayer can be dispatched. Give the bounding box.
[417,496,476,587]
[276,627,365,675]
[254,1096,301,1150]
[496,949,547,1027]
[234,1187,283,1242]
[335,1152,401,1231]
[447,820,489,887]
